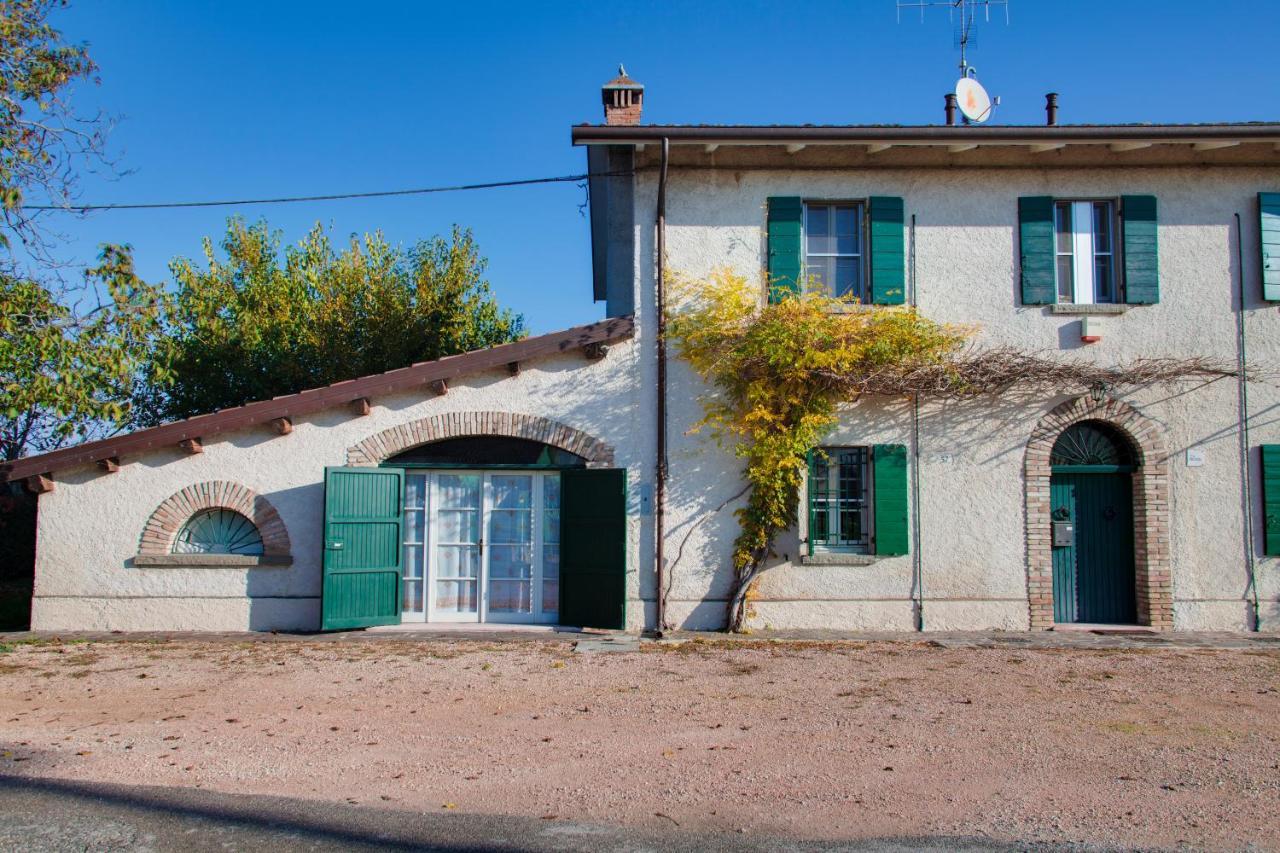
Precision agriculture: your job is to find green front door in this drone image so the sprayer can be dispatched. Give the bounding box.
[559,468,627,630]
[321,466,404,630]
[1050,472,1136,624]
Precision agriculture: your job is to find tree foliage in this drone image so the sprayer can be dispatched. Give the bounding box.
[137,219,524,424]
[0,0,104,257]
[0,247,168,460]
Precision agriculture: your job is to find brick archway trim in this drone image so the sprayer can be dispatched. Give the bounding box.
[1024,397,1172,630]
[139,481,291,556]
[346,412,615,468]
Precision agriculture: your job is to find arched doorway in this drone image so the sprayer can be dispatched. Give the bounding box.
[1024,397,1172,630]
[1049,421,1137,624]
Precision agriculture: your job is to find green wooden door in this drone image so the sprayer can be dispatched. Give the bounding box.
[1050,473,1136,625]
[321,466,404,630]
[559,468,626,630]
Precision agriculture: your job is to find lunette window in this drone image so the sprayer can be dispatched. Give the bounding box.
[804,202,866,301]
[1054,200,1116,304]
[808,447,872,553]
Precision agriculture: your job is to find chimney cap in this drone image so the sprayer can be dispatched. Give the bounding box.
[603,64,643,91]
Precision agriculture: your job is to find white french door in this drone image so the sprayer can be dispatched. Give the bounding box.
[400,471,560,624]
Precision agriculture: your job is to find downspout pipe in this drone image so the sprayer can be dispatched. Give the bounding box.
[1234,212,1261,631]
[909,213,924,632]
[654,137,670,636]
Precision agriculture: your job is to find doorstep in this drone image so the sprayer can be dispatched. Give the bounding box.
[1052,623,1159,635]
[367,623,576,634]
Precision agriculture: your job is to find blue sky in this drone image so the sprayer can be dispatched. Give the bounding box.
[42,0,1280,333]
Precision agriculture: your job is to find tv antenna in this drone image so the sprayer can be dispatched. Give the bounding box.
[898,0,1008,123]
[898,0,1009,78]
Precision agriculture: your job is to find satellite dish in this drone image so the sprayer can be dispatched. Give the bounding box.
[955,76,993,123]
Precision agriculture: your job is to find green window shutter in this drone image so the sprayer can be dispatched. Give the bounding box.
[321,466,404,630]
[1260,193,1280,302]
[868,196,906,305]
[767,196,803,302]
[872,444,909,556]
[1018,196,1056,305]
[1263,445,1280,557]
[560,468,627,629]
[1122,195,1159,304]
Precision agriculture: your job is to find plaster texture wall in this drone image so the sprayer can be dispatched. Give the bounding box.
[31,343,650,632]
[634,162,1279,632]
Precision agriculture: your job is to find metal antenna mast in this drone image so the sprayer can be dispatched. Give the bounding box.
[897,0,1009,79]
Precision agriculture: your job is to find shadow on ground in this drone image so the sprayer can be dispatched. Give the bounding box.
[0,774,1107,853]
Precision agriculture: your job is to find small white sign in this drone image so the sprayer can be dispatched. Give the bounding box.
[1186,448,1206,467]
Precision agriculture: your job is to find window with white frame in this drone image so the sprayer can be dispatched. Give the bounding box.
[808,447,872,553]
[1054,200,1117,304]
[804,202,866,301]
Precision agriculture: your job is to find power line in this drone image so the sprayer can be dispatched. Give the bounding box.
[21,170,635,212]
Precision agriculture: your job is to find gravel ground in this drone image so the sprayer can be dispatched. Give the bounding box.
[0,635,1277,850]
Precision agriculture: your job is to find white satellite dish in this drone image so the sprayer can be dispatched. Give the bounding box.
[955,76,992,123]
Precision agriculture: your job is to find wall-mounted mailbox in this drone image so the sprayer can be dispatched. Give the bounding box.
[1052,521,1074,547]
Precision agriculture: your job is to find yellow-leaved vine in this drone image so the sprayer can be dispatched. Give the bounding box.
[667,269,968,631]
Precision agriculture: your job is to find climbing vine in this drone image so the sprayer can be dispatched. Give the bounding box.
[667,269,1242,632]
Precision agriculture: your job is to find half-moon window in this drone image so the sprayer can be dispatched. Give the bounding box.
[1050,421,1135,468]
[386,436,587,468]
[173,509,265,556]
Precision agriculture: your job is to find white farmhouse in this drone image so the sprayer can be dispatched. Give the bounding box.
[8,71,1279,633]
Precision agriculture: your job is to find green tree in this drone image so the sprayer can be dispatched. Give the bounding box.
[1,0,104,258]
[0,246,169,460]
[138,219,524,424]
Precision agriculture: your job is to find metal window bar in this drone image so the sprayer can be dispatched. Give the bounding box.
[809,448,871,551]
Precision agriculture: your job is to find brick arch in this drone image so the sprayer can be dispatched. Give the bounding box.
[346,412,615,468]
[138,482,291,556]
[1024,397,1171,630]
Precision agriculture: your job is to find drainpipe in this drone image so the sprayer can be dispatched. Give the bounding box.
[909,213,924,631]
[654,137,670,636]
[1233,212,1261,631]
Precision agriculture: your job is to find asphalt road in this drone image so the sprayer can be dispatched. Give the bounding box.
[0,775,1095,852]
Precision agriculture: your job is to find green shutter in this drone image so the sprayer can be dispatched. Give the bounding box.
[1122,195,1159,304]
[767,196,803,302]
[1018,196,1056,305]
[1263,445,1280,557]
[321,466,404,630]
[868,196,905,305]
[559,468,627,629]
[872,444,909,556]
[1260,193,1280,302]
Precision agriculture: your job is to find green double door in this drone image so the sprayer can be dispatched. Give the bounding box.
[320,466,626,631]
[1050,472,1136,625]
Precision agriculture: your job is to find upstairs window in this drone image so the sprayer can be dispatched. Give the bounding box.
[1053,200,1117,304]
[804,202,866,301]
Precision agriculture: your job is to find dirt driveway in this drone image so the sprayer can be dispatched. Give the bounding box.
[0,634,1277,850]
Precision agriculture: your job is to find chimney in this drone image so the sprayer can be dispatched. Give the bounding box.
[1045,92,1059,126]
[602,65,644,126]
[944,93,958,126]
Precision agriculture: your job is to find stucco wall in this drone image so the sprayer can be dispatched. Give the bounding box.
[31,343,650,632]
[635,162,1279,631]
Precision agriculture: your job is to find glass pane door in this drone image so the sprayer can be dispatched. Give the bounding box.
[401,474,427,621]
[430,473,481,620]
[486,475,534,617]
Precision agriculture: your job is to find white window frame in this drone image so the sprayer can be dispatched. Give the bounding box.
[400,470,560,625]
[1054,199,1118,305]
[803,201,867,301]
